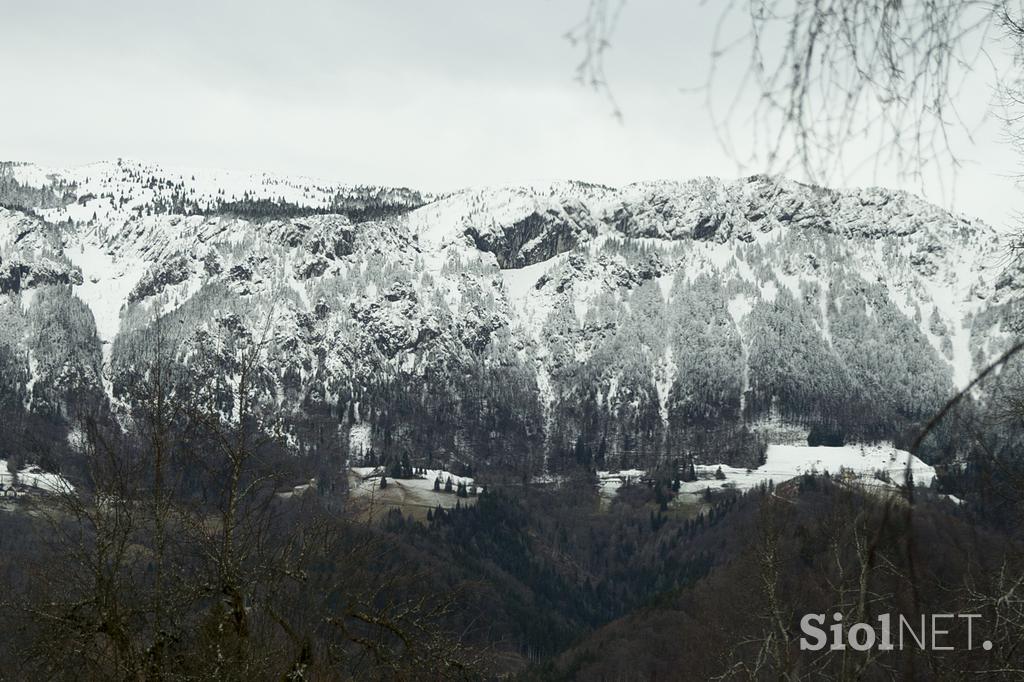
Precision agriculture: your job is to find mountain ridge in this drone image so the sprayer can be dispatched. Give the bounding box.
[0,159,1019,479]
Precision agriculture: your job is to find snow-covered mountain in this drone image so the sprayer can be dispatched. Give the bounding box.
[4,158,427,225]
[1,160,1019,474]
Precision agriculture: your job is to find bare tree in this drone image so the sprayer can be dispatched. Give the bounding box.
[4,304,486,680]
[567,0,1010,191]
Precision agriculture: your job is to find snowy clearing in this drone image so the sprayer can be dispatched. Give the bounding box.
[597,469,647,503]
[599,443,942,504]
[348,467,478,519]
[0,459,74,495]
[684,443,936,494]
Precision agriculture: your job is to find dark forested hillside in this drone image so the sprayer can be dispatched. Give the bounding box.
[533,478,1024,680]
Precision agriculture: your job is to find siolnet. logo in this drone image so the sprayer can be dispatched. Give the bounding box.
[799,612,991,652]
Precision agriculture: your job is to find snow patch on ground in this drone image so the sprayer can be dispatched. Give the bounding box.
[64,236,146,363]
[597,469,646,503]
[500,256,566,350]
[0,460,74,494]
[348,422,373,460]
[655,273,674,302]
[598,443,941,504]
[679,443,936,498]
[655,346,676,425]
[727,294,754,324]
[348,467,478,516]
[818,281,833,346]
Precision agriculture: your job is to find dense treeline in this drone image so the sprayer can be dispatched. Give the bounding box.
[0,162,76,212]
[538,238,956,471]
[6,436,1024,678]
[212,190,426,223]
[0,161,426,224]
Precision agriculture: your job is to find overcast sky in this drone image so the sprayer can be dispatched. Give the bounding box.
[2,0,1020,227]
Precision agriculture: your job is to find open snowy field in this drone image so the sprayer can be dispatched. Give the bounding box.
[0,459,74,495]
[599,443,944,505]
[686,442,936,492]
[348,467,478,520]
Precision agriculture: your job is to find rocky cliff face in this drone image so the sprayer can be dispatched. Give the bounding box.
[0,161,1019,474]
